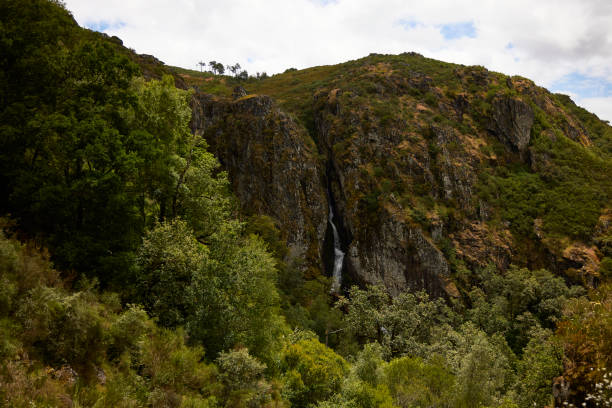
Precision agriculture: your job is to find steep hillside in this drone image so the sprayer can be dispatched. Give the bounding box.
[4,1,612,405]
[181,54,612,298]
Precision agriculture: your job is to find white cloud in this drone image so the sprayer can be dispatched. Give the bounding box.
[64,0,612,121]
[575,97,612,123]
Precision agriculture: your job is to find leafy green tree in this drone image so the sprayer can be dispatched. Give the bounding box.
[282,337,349,407]
[0,0,149,285]
[108,304,152,360]
[216,348,274,407]
[237,70,249,80]
[448,323,513,408]
[514,329,562,408]
[135,218,286,364]
[127,75,193,223]
[0,0,78,202]
[384,355,455,408]
[351,343,386,387]
[208,61,225,75]
[338,285,457,357]
[9,38,141,283]
[127,75,232,238]
[139,327,219,398]
[136,219,208,327]
[337,382,395,408]
[187,231,287,363]
[228,63,241,76]
[468,265,583,352]
[330,343,394,408]
[17,284,107,375]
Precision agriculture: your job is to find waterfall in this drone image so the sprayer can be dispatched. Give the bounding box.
[329,204,345,293]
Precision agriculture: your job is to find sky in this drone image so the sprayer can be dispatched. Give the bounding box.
[64,0,612,122]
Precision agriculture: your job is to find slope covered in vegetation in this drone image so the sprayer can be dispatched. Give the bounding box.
[1,1,612,407]
[187,52,611,291]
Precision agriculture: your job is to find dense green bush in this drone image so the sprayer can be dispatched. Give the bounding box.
[282,336,349,407]
[384,356,455,407]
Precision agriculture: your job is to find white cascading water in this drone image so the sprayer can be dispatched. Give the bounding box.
[329,204,345,293]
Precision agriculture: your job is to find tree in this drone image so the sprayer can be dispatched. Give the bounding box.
[228,63,241,76]
[187,231,287,363]
[3,32,142,285]
[514,329,563,408]
[237,69,249,80]
[282,337,349,407]
[449,323,513,408]
[337,285,457,357]
[208,60,217,73]
[216,348,273,407]
[135,220,207,327]
[197,61,206,72]
[216,62,225,75]
[208,61,225,75]
[467,265,583,353]
[333,342,395,408]
[384,355,455,408]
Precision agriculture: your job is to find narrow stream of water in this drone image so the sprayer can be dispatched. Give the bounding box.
[329,204,345,293]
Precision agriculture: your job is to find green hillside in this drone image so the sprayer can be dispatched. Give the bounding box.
[1,1,611,407]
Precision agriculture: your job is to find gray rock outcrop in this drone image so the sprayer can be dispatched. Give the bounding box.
[488,96,534,152]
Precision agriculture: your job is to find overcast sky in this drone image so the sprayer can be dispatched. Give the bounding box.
[65,0,612,122]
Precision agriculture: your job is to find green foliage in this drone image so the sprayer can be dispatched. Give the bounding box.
[134,219,287,364]
[140,328,218,396]
[477,169,545,237]
[282,338,349,407]
[187,232,287,364]
[467,265,583,352]
[17,285,107,372]
[108,304,151,360]
[601,257,612,279]
[0,228,222,407]
[384,356,455,408]
[127,75,233,238]
[338,381,395,408]
[3,3,611,406]
[555,93,612,155]
[338,285,457,357]
[0,0,233,290]
[0,0,147,283]
[327,343,395,408]
[478,117,610,244]
[136,219,208,327]
[514,329,563,408]
[449,324,513,408]
[351,343,386,386]
[424,92,438,107]
[557,284,612,398]
[530,131,610,239]
[216,348,273,407]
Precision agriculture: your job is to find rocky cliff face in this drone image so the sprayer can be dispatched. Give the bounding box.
[313,88,455,297]
[191,91,328,273]
[186,53,612,298]
[488,96,534,153]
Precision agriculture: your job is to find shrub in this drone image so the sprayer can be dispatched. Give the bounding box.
[216,348,271,407]
[139,328,218,396]
[17,286,106,372]
[384,356,455,408]
[282,338,348,407]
